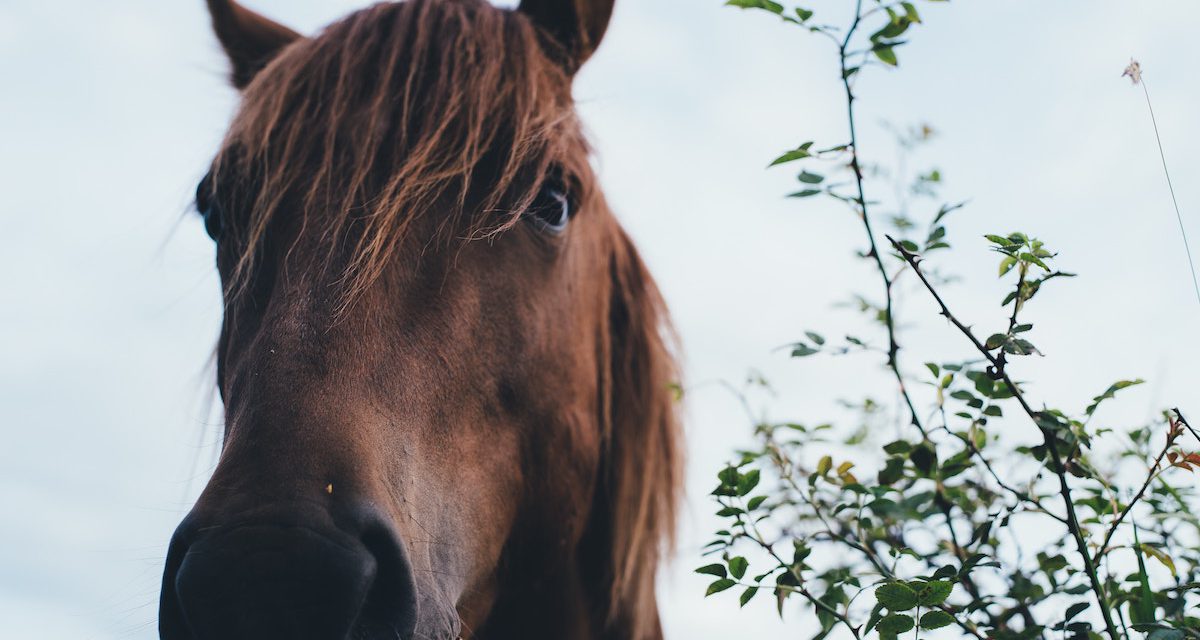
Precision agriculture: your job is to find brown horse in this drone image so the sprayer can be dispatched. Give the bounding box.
[158,0,682,638]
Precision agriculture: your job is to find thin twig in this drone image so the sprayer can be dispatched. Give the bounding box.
[735,492,864,640]
[1174,408,1200,445]
[941,427,1068,525]
[837,0,927,438]
[1097,425,1176,557]
[1137,77,1200,306]
[761,460,986,640]
[887,236,1123,640]
[733,578,862,637]
[1007,264,1027,334]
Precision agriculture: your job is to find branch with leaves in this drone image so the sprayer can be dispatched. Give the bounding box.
[699,3,1199,640]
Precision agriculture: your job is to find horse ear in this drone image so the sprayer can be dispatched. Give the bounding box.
[205,0,302,89]
[517,0,614,72]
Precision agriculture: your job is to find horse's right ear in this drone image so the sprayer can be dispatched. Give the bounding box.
[518,0,615,73]
[205,0,302,89]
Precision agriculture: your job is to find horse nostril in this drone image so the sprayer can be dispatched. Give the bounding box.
[355,524,421,637]
[159,517,195,640]
[159,506,418,640]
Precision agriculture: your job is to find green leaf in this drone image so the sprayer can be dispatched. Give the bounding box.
[873,45,898,66]
[724,0,784,14]
[1003,338,1040,356]
[817,455,833,476]
[1131,525,1155,624]
[696,564,726,578]
[919,610,954,630]
[865,602,886,633]
[999,255,1017,277]
[706,578,736,596]
[791,343,820,357]
[717,465,738,486]
[795,8,814,21]
[875,583,918,611]
[1064,602,1090,622]
[769,142,814,167]
[1019,251,1050,271]
[874,17,910,40]
[917,580,954,606]
[932,565,957,580]
[739,586,759,607]
[747,495,767,511]
[1085,379,1145,416]
[909,442,938,476]
[798,171,825,184]
[788,189,822,198]
[737,469,761,496]
[728,556,749,579]
[1140,544,1177,577]
[878,614,916,634]
[878,457,905,485]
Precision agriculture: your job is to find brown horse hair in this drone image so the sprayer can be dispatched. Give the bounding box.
[602,229,683,637]
[205,0,681,635]
[211,0,585,312]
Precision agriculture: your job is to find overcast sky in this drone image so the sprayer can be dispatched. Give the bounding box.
[2,1,1198,638]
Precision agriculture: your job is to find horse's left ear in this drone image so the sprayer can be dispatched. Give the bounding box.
[206,0,302,89]
[518,0,614,73]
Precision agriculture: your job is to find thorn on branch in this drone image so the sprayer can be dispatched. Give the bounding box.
[988,353,1007,380]
[1174,407,1200,444]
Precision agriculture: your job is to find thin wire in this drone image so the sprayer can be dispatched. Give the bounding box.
[1141,79,1200,306]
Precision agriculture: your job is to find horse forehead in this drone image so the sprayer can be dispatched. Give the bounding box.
[245,248,481,349]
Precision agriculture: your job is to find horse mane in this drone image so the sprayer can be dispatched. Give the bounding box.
[602,229,683,638]
[209,0,681,634]
[211,0,586,308]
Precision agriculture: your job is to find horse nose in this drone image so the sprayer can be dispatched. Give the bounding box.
[159,502,418,640]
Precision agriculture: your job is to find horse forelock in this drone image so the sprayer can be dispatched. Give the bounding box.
[210,0,588,311]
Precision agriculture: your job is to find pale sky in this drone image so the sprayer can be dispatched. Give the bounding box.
[1,1,1198,638]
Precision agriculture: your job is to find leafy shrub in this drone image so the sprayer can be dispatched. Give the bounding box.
[700,2,1199,639]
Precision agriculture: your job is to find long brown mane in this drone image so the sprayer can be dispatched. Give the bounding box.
[204,0,681,634]
[602,229,683,636]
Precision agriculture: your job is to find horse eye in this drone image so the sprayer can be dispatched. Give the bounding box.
[200,203,223,242]
[196,175,222,242]
[525,182,572,234]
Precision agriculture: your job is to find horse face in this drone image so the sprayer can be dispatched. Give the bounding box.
[160,1,679,639]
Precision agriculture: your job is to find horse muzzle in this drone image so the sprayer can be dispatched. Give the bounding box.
[159,502,423,640]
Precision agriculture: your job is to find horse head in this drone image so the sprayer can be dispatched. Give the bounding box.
[158,1,681,638]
